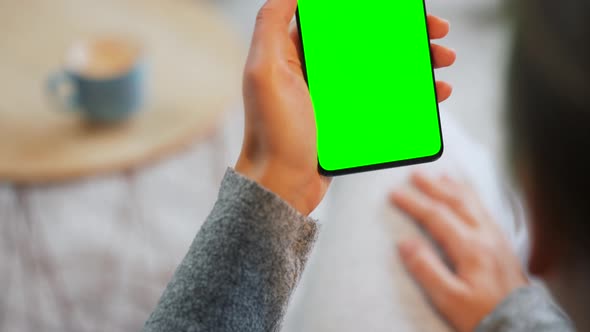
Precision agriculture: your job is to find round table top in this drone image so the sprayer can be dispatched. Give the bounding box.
[0,0,244,183]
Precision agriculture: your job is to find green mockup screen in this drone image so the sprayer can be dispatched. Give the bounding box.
[297,0,442,174]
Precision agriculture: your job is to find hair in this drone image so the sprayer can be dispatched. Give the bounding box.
[508,0,590,254]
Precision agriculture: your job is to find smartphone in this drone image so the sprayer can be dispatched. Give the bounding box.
[296,0,443,176]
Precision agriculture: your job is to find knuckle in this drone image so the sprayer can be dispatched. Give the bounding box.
[444,288,467,306]
[447,192,479,225]
[465,240,495,267]
[244,60,274,88]
[441,227,470,253]
[447,194,466,211]
[431,281,464,308]
[440,235,462,255]
[256,4,275,25]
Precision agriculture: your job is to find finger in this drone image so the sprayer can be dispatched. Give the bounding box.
[411,173,478,227]
[427,15,450,40]
[440,175,473,196]
[431,44,456,69]
[252,0,298,46]
[436,81,452,103]
[440,175,474,201]
[289,22,300,48]
[289,22,304,64]
[258,0,298,26]
[440,175,495,229]
[391,189,468,262]
[398,238,465,309]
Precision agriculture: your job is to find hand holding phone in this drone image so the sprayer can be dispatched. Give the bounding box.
[236,0,455,214]
[297,0,456,175]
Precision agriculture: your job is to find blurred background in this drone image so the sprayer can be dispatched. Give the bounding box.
[0,0,513,331]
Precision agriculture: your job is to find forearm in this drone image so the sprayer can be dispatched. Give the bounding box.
[476,286,575,332]
[143,169,318,332]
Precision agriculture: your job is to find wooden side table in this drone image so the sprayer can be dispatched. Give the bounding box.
[0,0,244,183]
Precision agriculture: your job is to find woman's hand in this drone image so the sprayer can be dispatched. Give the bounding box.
[237,0,456,215]
[390,173,529,332]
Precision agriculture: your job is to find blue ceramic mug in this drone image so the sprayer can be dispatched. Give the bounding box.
[47,38,146,123]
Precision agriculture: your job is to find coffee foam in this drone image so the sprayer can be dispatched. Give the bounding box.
[66,38,140,79]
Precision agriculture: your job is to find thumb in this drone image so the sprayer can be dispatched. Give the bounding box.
[253,0,298,41]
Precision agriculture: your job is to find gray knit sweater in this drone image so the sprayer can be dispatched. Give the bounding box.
[143,169,573,332]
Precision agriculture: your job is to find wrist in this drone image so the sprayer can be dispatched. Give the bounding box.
[235,158,311,215]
